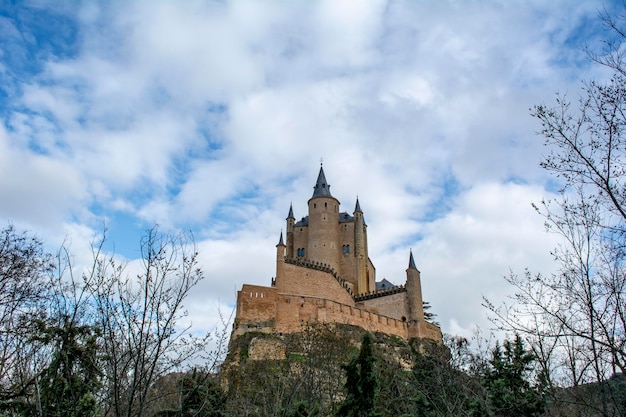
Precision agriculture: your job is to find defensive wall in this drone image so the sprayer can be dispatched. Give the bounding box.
[232,256,442,342]
[231,283,409,340]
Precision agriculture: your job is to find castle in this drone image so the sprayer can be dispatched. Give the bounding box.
[231,166,442,343]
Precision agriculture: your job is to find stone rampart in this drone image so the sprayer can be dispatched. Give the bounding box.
[234,282,409,340]
[418,320,443,341]
[357,290,409,322]
[292,296,408,339]
[233,265,441,342]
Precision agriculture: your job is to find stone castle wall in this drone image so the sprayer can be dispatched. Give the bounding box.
[275,294,408,339]
[232,255,444,342]
[232,282,410,340]
[357,290,409,322]
[418,320,443,341]
[275,261,355,304]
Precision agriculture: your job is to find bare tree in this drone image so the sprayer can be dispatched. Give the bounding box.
[87,227,210,417]
[487,6,626,417]
[0,225,52,411]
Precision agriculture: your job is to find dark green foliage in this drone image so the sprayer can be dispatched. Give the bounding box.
[422,301,439,327]
[35,319,102,417]
[483,335,545,417]
[400,341,486,417]
[283,401,322,417]
[151,369,226,417]
[336,332,378,417]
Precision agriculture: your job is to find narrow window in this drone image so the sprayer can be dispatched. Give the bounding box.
[325,202,327,208]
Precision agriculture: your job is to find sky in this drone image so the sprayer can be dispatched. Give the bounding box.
[0,0,621,341]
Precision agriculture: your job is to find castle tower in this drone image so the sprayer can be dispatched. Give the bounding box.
[286,204,295,258]
[274,231,286,287]
[354,198,369,295]
[405,250,425,339]
[307,165,341,271]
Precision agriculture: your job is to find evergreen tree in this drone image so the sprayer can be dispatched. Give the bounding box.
[336,333,378,417]
[36,319,102,417]
[484,335,544,417]
[152,370,226,417]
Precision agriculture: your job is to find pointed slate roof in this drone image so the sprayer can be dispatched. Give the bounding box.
[408,249,417,269]
[277,231,285,246]
[312,165,333,198]
[354,197,362,213]
[287,203,294,220]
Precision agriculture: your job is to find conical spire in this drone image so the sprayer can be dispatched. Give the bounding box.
[312,165,333,198]
[408,249,417,270]
[277,231,285,246]
[354,197,362,213]
[287,203,294,219]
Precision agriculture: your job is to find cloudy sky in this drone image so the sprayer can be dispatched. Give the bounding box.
[0,0,620,340]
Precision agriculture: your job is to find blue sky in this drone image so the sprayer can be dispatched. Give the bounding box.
[0,0,620,338]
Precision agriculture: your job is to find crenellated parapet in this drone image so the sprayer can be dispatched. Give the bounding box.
[283,257,416,304]
[354,284,407,302]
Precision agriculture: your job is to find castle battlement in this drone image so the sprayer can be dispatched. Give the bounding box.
[354,284,407,302]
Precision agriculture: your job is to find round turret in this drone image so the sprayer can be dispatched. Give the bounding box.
[306,166,340,271]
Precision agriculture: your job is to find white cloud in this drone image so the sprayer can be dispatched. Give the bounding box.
[0,125,86,228]
[413,182,561,334]
[0,0,612,343]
